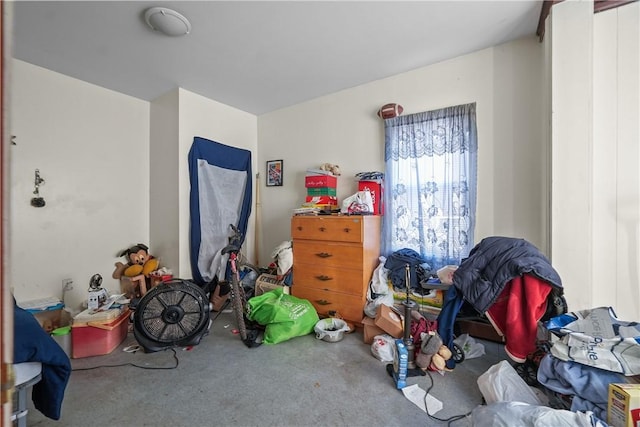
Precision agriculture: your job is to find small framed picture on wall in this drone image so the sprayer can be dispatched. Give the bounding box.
[266,159,283,187]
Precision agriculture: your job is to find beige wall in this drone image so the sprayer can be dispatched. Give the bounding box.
[257,37,547,266]
[9,60,150,311]
[10,63,258,311]
[176,89,258,279]
[149,89,180,276]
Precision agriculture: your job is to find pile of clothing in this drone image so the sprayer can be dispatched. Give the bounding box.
[534,306,640,422]
[437,236,565,366]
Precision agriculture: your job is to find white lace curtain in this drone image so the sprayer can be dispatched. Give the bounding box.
[382,103,478,271]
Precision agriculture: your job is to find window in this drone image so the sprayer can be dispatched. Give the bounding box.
[382,103,478,270]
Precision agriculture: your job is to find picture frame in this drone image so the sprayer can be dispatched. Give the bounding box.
[266,159,283,187]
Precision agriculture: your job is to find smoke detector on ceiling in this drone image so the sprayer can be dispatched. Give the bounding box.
[144,7,191,37]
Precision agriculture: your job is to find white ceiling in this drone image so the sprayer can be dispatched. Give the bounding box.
[12,1,543,115]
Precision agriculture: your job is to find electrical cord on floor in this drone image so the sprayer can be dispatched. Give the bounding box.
[422,369,476,426]
[71,347,179,371]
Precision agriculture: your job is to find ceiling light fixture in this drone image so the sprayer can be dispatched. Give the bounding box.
[144,7,191,37]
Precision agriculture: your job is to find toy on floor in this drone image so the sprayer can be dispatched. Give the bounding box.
[416,331,453,372]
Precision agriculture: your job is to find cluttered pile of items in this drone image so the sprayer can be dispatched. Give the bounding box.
[18,243,175,360]
[18,229,640,426]
[365,238,640,427]
[18,274,130,360]
[293,165,384,216]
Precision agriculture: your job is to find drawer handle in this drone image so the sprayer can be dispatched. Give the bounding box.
[315,252,332,258]
[343,228,350,233]
[315,299,331,306]
[319,227,326,232]
[297,226,303,231]
[316,275,332,281]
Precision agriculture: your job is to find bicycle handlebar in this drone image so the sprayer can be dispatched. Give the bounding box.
[221,224,243,255]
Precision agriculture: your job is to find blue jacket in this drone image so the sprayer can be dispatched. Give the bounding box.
[14,301,71,420]
[453,236,563,313]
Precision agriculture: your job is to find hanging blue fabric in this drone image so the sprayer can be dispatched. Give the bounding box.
[188,136,252,286]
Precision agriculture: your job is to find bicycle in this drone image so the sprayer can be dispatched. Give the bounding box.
[221,223,262,348]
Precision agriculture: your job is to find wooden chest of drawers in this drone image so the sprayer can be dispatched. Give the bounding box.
[290,215,381,325]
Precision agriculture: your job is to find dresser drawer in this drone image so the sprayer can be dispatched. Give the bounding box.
[291,286,365,323]
[291,216,364,243]
[292,240,363,271]
[292,263,365,295]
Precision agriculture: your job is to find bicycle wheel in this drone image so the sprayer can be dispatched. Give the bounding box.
[230,273,248,342]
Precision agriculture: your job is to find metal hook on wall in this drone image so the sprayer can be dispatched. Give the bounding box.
[31,169,46,207]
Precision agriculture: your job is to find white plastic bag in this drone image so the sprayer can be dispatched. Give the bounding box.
[371,334,396,362]
[270,240,293,276]
[472,401,606,427]
[477,360,543,406]
[453,333,486,359]
[341,190,374,214]
[364,256,394,318]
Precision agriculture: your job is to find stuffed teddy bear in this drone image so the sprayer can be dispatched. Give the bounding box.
[416,331,453,372]
[319,163,341,176]
[112,243,159,280]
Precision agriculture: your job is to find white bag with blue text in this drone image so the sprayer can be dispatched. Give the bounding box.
[545,306,640,376]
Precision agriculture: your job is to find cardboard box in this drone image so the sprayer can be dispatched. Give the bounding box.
[609,383,640,427]
[71,308,130,358]
[255,274,290,296]
[393,339,409,389]
[362,316,385,344]
[307,187,337,196]
[358,180,383,215]
[305,175,337,188]
[374,304,404,338]
[18,297,69,333]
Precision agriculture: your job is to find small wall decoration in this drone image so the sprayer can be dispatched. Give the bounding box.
[266,160,283,187]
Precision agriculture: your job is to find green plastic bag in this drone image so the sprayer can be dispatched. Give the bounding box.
[247,287,319,344]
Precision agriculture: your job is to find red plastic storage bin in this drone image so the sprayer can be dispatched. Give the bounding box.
[71,308,130,358]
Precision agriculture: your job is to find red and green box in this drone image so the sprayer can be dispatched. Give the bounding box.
[307,187,337,196]
[305,175,337,188]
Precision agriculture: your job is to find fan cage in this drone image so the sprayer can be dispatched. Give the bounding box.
[134,279,210,348]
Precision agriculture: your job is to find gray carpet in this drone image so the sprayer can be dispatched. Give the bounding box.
[26,309,509,427]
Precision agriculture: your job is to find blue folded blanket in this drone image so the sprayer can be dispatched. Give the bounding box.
[537,353,626,422]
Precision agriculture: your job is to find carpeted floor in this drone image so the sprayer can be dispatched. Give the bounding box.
[26,308,509,427]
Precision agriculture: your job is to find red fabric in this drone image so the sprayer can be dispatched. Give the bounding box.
[486,274,552,363]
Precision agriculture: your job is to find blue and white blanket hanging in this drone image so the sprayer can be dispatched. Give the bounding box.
[188,136,252,286]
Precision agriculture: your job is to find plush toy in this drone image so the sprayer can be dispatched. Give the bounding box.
[319,163,341,176]
[112,243,159,280]
[416,331,453,372]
